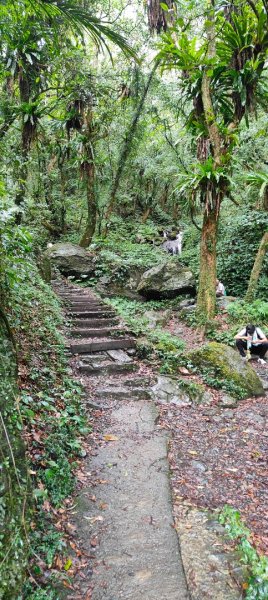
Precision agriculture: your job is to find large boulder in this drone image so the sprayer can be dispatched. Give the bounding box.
[43,243,96,277]
[96,265,145,300]
[186,342,264,399]
[137,260,195,299]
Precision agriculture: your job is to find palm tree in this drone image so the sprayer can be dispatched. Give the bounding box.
[5,0,138,59]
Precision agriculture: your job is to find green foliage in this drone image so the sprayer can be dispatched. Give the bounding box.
[217,210,268,299]
[200,367,246,399]
[219,506,268,599]
[1,246,87,595]
[107,296,184,365]
[227,299,268,326]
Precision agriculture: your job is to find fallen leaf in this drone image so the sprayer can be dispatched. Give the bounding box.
[104,434,119,442]
[64,558,72,571]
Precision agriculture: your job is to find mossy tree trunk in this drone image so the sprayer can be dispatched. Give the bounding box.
[245,230,268,303]
[196,206,218,320]
[79,105,97,248]
[79,158,97,247]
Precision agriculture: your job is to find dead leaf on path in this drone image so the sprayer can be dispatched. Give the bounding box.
[104,434,119,442]
[188,450,198,455]
[84,515,104,523]
[63,580,75,590]
[99,502,108,510]
[64,558,72,571]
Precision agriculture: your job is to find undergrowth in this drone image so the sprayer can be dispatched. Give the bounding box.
[107,296,185,363]
[219,506,268,599]
[5,260,88,597]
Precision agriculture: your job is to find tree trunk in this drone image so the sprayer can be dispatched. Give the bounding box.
[79,161,97,247]
[14,71,33,224]
[141,207,151,223]
[245,230,268,303]
[196,206,218,319]
[104,62,159,227]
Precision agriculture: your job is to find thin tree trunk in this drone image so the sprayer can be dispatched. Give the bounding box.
[196,206,218,319]
[104,62,159,226]
[245,231,268,303]
[196,2,222,320]
[79,161,97,247]
[141,207,151,223]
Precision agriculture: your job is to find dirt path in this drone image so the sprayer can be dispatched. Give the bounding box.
[54,281,189,599]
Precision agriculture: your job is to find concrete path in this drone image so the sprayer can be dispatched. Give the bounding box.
[54,281,189,600]
[75,400,189,600]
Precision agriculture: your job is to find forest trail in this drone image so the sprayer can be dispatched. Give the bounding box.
[54,281,189,600]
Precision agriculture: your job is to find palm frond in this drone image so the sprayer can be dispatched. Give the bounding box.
[7,0,138,61]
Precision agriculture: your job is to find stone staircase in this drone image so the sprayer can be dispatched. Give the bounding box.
[53,280,154,400]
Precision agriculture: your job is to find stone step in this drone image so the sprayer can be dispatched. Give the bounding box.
[67,303,107,309]
[68,306,108,312]
[62,296,102,301]
[60,291,96,302]
[72,318,119,328]
[69,311,116,319]
[71,328,124,338]
[79,353,109,364]
[70,338,136,354]
[106,349,133,363]
[67,303,105,309]
[124,376,154,387]
[79,361,138,375]
[94,386,151,400]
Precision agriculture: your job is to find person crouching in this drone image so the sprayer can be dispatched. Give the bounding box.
[235,323,268,365]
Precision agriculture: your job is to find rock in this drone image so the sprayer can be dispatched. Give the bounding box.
[106,349,133,363]
[126,348,136,356]
[181,305,196,315]
[96,265,144,300]
[217,296,237,310]
[219,394,237,408]
[137,260,195,299]
[177,299,196,310]
[38,253,51,283]
[143,309,171,329]
[175,507,242,600]
[151,376,210,406]
[191,461,207,472]
[43,243,96,277]
[152,376,191,406]
[186,342,264,399]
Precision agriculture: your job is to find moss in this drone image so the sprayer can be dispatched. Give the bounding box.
[186,342,264,399]
[178,380,206,403]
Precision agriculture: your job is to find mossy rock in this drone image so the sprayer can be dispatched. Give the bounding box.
[186,342,264,399]
[179,380,211,404]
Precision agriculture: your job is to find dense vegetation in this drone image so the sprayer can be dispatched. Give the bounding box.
[0,0,268,597]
